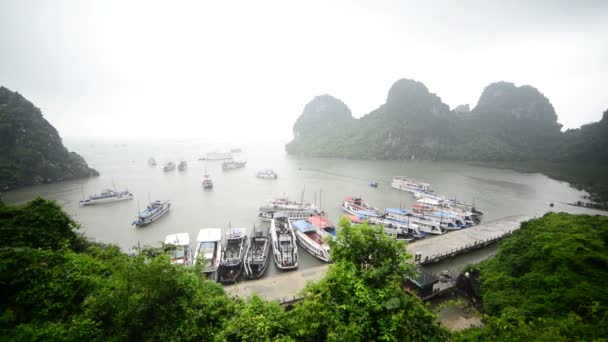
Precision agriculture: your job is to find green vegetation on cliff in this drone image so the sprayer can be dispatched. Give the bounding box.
[0,199,448,341]
[286,79,608,203]
[0,86,97,191]
[458,212,608,340]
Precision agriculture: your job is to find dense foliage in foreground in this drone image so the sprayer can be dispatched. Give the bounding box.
[0,198,447,341]
[458,212,608,341]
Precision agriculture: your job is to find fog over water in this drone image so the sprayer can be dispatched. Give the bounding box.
[3,140,605,274]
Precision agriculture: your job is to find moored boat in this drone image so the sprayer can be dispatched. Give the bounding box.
[163,162,176,172]
[290,216,335,262]
[218,228,248,283]
[202,172,213,189]
[132,200,171,226]
[148,157,157,166]
[270,214,298,270]
[244,229,271,279]
[222,160,247,170]
[341,197,383,218]
[164,233,192,266]
[178,160,188,171]
[256,169,278,179]
[194,228,223,281]
[391,177,431,194]
[259,197,317,213]
[80,189,134,206]
[258,209,318,222]
[384,208,444,235]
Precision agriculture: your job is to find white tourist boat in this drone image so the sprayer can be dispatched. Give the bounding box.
[270,214,298,270]
[164,233,192,266]
[417,198,480,224]
[290,216,336,262]
[194,228,223,280]
[202,172,213,189]
[80,189,134,206]
[341,197,383,218]
[258,209,318,222]
[411,205,474,228]
[163,162,176,172]
[384,208,445,235]
[132,200,171,226]
[244,228,271,279]
[200,152,233,160]
[366,216,425,239]
[222,160,247,170]
[391,177,431,194]
[259,197,317,213]
[218,228,248,283]
[256,169,278,179]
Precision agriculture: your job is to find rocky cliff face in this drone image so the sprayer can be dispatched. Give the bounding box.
[0,86,98,190]
[292,95,353,138]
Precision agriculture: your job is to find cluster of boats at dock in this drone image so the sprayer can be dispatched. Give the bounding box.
[78,174,483,283]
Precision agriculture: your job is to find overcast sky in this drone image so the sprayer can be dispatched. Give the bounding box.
[1,0,607,142]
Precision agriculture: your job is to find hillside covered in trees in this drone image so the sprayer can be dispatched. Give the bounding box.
[457,212,608,340]
[286,79,608,202]
[0,86,97,191]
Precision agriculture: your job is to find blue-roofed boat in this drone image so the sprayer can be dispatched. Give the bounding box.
[290,216,335,262]
[132,200,171,226]
[383,208,444,235]
[341,197,383,218]
[370,181,378,188]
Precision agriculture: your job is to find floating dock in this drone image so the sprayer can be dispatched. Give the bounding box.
[225,215,530,302]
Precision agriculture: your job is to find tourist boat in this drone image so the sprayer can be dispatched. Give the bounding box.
[270,214,298,270]
[417,199,480,224]
[370,181,378,188]
[415,193,483,217]
[256,169,278,179]
[383,208,445,235]
[163,162,176,172]
[200,152,233,160]
[391,177,431,194]
[194,228,223,281]
[244,229,271,279]
[218,228,248,283]
[341,197,383,218]
[347,215,415,242]
[132,200,171,226]
[178,161,187,171]
[291,216,336,262]
[164,233,192,266]
[259,197,317,213]
[222,160,247,171]
[79,189,134,206]
[258,209,318,222]
[148,157,157,166]
[202,172,213,189]
[411,205,473,228]
[366,216,425,240]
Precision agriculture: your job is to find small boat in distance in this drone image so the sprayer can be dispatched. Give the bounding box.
[218,228,248,283]
[270,214,298,270]
[132,200,171,226]
[199,152,233,161]
[194,228,223,281]
[256,169,278,179]
[222,160,247,171]
[164,233,192,266]
[178,161,188,171]
[80,189,134,206]
[202,172,213,189]
[391,177,431,194]
[244,229,271,279]
[163,162,176,172]
[370,181,378,188]
[148,157,157,166]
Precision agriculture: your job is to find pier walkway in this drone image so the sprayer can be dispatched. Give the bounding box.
[225,215,530,302]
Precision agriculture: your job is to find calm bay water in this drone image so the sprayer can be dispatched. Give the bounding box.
[3,139,605,275]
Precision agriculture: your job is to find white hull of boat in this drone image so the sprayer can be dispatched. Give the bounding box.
[80,194,134,206]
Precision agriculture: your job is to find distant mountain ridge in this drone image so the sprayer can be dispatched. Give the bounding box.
[0,86,98,190]
[286,78,605,163]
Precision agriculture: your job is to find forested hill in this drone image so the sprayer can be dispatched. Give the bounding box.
[0,86,98,190]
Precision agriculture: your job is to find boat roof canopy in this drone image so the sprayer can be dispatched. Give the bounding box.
[308,216,333,227]
[165,233,190,246]
[197,228,222,242]
[292,220,314,233]
[386,208,407,215]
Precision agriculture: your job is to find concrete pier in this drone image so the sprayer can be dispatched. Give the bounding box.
[225,215,530,302]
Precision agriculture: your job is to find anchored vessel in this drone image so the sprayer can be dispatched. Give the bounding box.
[383,208,444,235]
[391,177,431,194]
[341,197,383,218]
[258,208,318,222]
[178,161,188,171]
[222,160,247,170]
[244,229,271,279]
[148,157,157,166]
[202,172,213,189]
[370,181,378,188]
[259,197,317,213]
[218,228,248,283]
[194,228,223,281]
[80,189,134,206]
[291,215,336,262]
[132,200,171,226]
[256,169,278,179]
[163,162,176,172]
[270,214,299,270]
[164,233,192,266]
